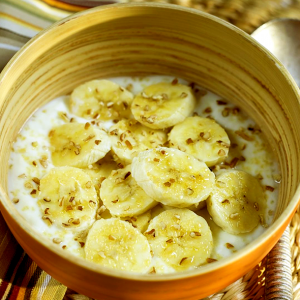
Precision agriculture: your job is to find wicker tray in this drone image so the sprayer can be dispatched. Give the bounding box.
[59,0,300,299]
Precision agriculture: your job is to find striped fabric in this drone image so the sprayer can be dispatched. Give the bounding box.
[0,213,67,300]
[0,0,120,70]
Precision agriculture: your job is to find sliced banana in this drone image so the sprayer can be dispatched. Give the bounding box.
[81,153,118,194]
[109,119,167,164]
[131,82,196,129]
[207,170,266,234]
[131,147,215,208]
[70,80,133,120]
[169,116,230,167]
[145,208,213,271]
[121,210,151,233]
[50,122,111,168]
[85,218,152,273]
[38,167,98,231]
[100,165,157,217]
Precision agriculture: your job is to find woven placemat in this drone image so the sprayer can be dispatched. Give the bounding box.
[60,1,300,299]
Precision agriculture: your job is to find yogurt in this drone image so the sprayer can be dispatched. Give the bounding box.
[8,75,280,273]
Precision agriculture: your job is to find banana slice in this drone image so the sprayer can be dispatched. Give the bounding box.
[70,80,133,120]
[109,119,167,164]
[121,210,151,233]
[100,165,157,217]
[169,116,230,167]
[131,82,196,129]
[81,153,118,194]
[85,218,152,273]
[50,122,111,168]
[131,147,215,208]
[207,170,266,234]
[145,208,213,271]
[38,167,98,230]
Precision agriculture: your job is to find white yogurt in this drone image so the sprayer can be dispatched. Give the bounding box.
[8,75,279,272]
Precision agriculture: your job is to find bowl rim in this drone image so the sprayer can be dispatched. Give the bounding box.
[1,1,300,282]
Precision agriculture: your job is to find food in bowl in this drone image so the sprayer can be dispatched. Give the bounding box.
[8,75,280,274]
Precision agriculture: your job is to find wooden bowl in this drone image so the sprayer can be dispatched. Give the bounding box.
[0,3,300,299]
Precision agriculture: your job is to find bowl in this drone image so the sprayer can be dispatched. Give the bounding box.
[0,3,300,299]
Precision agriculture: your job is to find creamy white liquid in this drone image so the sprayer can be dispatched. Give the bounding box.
[8,76,279,273]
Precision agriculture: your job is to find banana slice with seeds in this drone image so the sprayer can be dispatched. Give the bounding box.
[70,80,133,120]
[207,170,266,234]
[85,218,152,273]
[109,119,167,164]
[100,165,157,217]
[145,208,213,271]
[38,166,98,231]
[121,210,151,233]
[132,147,215,208]
[131,82,196,129]
[81,153,118,194]
[169,116,230,167]
[50,122,111,168]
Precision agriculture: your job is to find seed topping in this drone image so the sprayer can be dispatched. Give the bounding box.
[179,257,188,265]
[145,229,155,237]
[85,181,92,188]
[83,134,95,142]
[190,231,201,237]
[186,138,193,144]
[187,188,194,195]
[222,199,230,204]
[217,100,227,105]
[203,107,212,114]
[180,92,188,98]
[218,149,226,156]
[229,157,239,168]
[53,238,62,244]
[230,213,239,219]
[235,130,254,141]
[266,186,275,192]
[32,177,40,185]
[206,258,217,263]
[124,172,131,179]
[125,140,133,150]
[226,243,234,249]
[172,78,178,85]
[200,132,211,141]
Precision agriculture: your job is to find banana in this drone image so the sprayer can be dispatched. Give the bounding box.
[81,152,118,194]
[38,166,98,231]
[131,147,215,208]
[131,82,196,129]
[121,210,151,233]
[109,119,167,164]
[145,208,213,271]
[100,165,157,217]
[169,116,230,167]
[49,122,111,168]
[85,218,152,273]
[70,80,134,120]
[207,170,266,234]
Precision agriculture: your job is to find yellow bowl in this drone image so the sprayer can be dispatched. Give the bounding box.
[1,3,300,299]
